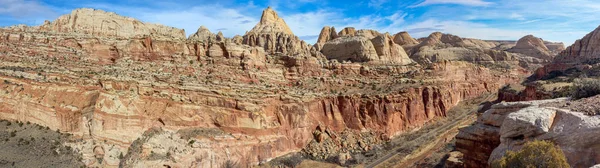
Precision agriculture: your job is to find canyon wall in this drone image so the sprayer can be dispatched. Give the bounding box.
[0,7,528,167]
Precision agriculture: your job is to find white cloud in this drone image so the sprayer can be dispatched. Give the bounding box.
[282,10,340,43]
[0,0,55,17]
[368,0,389,8]
[0,0,57,25]
[411,0,493,7]
[404,19,527,40]
[137,6,258,38]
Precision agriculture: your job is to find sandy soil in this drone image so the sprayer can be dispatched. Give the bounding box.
[0,120,84,168]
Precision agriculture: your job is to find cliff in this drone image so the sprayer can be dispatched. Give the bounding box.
[0,7,528,167]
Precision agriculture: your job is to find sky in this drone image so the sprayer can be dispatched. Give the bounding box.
[1,0,600,45]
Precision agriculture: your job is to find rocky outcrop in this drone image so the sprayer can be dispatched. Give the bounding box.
[39,8,185,39]
[457,98,600,168]
[531,26,599,79]
[242,7,313,56]
[507,35,553,61]
[544,41,565,54]
[315,26,339,50]
[555,25,600,64]
[320,29,414,65]
[188,26,219,42]
[393,31,418,46]
[408,32,514,64]
[0,7,528,168]
[338,27,357,37]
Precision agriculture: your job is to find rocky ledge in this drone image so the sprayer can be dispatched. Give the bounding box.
[456,98,600,168]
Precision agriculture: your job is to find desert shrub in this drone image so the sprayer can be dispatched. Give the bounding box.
[491,140,569,168]
[281,154,303,167]
[571,78,600,99]
[222,160,238,168]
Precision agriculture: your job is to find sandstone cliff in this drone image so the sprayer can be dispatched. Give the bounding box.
[532,25,599,79]
[507,35,554,61]
[318,27,414,65]
[0,7,528,168]
[242,7,315,56]
[40,8,185,39]
[408,32,514,64]
[393,31,419,46]
[554,25,600,64]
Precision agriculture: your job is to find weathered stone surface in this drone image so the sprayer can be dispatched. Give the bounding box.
[242,7,314,56]
[321,36,378,62]
[321,30,414,65]
[458,98,600,168]
[188,26,217,42]
[315,26,339,50]
[393,31,418,46]
[338,27,357,37]
[408,32,514,64]
[41,8,185,39]
[0,7,528,168]
[555,25,600,63]
[507,35,553,61]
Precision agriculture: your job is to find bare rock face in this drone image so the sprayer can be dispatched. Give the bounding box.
[188,26,218,42]
[544,41,565,54]
[242,7,313,56]
[41,8,185,39]
[320,30,414,65]
[315,26,339,50]
[507,35,553,61]
[409,32,513,64]
[457,98,600,168]
[555,25,600,63]
[321,36,379,62]
[370,33,414,64]
[393,31,418,46]
[0,6,529,168]
[338,27,357,37]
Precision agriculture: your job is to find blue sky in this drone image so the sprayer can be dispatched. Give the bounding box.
[1,0,600,45]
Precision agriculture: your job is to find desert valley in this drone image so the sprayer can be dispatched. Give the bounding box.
[0,4,600,168]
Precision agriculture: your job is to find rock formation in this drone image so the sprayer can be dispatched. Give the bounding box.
[40,8,185,39]
[457,98,600,168]
[318,28,414,65]
[242,7,313,56]
[393,31,419,46]
[0,7,531,168]
[315,26,338,50]
[188,26,218,42]
[338,27,357,36]
[507,35,553,61]
[408,32,514,64]
[554,25,600,63]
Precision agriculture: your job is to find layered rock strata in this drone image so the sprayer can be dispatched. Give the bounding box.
[0,7,527,167]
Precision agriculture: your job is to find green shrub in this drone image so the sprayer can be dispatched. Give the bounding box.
[492,140,569,168]
[571,78,600,99]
